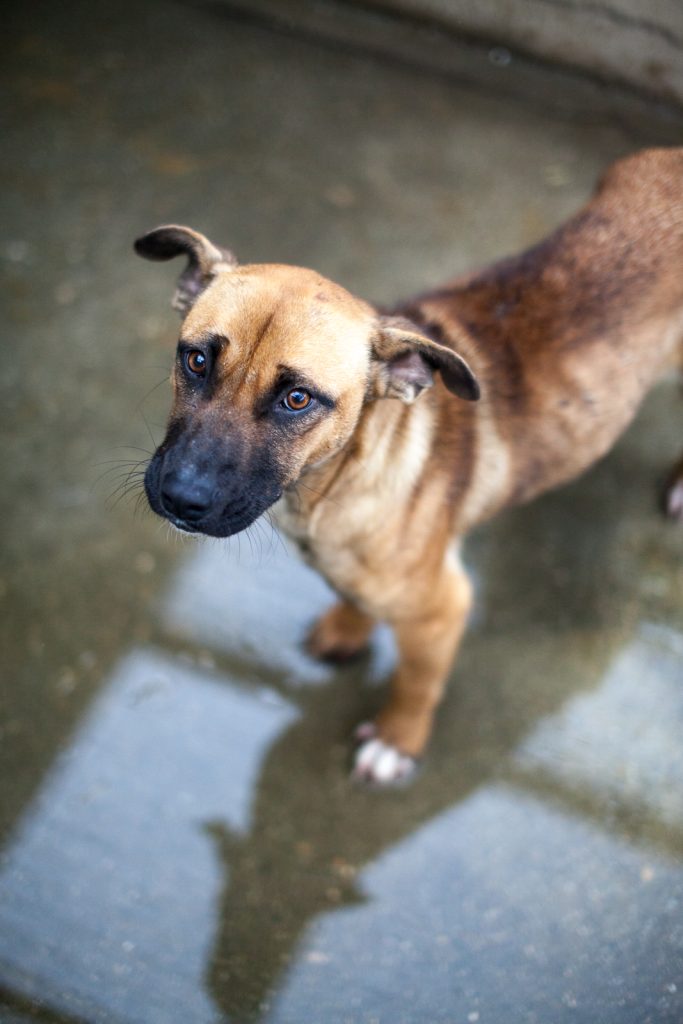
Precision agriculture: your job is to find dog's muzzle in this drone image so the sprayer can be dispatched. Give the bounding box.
[144,447,281,538]
[158,465,214,526]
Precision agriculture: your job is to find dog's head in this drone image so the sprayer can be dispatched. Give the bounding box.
[135,225,479,537]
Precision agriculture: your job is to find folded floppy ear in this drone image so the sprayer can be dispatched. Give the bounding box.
[134,225,237,316]
[371,317,480,403]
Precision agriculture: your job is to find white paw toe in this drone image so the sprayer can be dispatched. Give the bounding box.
[351,730,417,786]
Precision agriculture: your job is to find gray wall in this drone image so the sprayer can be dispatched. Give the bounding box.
[363,0,683,107]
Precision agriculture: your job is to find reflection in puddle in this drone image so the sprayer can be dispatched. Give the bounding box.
[0,648,298,1023]
[265,787,683,1024]
[512,623,683,840]
[511,622,683,815]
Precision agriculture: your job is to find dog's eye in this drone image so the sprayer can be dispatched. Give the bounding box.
[184,350,207,377]
[283,388,312,412]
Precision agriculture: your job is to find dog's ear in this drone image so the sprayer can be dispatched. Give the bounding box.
[371,316,480,403]
[134,225,237,316]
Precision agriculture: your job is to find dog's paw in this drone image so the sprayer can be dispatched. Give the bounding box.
[307,633,369,664]
[306,604,373,663]
[664,474,683,521]
[351,723,419,786]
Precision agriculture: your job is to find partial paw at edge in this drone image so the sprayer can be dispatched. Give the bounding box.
[306,636,370,664]
[305,613,372,664]
[664,476,683,522]
[351,723,419,786]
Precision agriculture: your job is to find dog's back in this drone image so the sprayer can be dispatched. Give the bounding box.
[400,147,683,525]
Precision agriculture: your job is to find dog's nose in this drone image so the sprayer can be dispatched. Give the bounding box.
[160,471,214,523]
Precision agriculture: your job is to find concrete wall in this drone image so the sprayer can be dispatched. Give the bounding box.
[361,0,683,108]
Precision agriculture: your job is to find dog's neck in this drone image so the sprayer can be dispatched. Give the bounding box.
[281,396,415,521]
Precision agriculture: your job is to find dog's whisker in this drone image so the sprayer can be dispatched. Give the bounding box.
[95,465,147,489]
[140,409,159,451]
[107,481,146,510]
[135,374,171,413]
[251,516,275,566]
[133,490,149,519]
[262,510,287,561]
[105,474,141,498]
[244,523,257,565]
[93,458,149,469]
[105,463,148,501]
[103,445,154,455]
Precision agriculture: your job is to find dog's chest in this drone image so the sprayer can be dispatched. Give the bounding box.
[274,494,315,556]
[275,492,353,563]
[274,492,381,606]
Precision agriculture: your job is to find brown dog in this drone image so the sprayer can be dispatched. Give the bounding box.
[136,147,683,785]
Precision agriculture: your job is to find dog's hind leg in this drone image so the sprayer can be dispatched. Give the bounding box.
[664,454,683,520]
[306,600,376,663]
[663,360,683,521]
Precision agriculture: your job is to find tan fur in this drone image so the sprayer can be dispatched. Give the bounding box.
[137,147,683,777]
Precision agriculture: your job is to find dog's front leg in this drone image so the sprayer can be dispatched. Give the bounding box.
[306,600,376,662]
[352,559,473,785]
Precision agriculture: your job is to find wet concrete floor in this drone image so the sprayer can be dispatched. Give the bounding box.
[1,1,682,1021]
